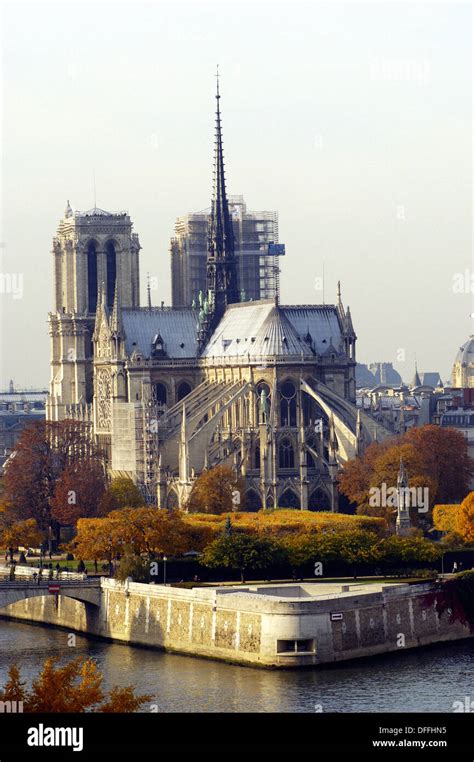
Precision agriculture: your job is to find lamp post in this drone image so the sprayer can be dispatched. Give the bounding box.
[163,556,167,586]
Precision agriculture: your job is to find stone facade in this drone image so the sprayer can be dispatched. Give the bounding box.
[47,204,140,421]
[1,581,471,669]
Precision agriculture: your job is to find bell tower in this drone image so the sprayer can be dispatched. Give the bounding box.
[47,203,141,421]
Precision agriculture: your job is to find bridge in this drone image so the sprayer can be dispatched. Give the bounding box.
[0,578,101,610]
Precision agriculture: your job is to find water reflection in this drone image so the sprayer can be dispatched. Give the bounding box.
[0,619,471,713]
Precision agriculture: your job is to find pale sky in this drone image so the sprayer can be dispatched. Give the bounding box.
[0,1,472,389]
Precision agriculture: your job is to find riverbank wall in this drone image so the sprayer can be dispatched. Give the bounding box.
[0,579,471,668]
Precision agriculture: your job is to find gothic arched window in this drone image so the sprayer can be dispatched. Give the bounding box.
[309,489,331,512]
[254,443,260,468]
[106,241,117,309]
[87,241,98,313]
[177,381,192,401]
[280,380,297,426]
[153,383,167,406]
[245,490,261,512]
[279,437,295,469]
[278,489,299,509]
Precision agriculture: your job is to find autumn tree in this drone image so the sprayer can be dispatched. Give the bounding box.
[99,477,145,514]
[51,460,107,525]
[186,465,246,514]
[433,504,460,533]
[2,420,105,541]
[338,425,473,521]
[72,517,119,572]
[0,657,151,712]
[456,492,474,544]
[105,507,189,557]
[72,508,190,573]
[0,519,43,557]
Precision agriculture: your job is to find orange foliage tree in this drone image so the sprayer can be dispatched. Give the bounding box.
[0,518,43,553]
[0,657,151,712]
[433,504,460,533]
[72,508,191,564]
[186,465,246,514]
[51,461,107,525]
[338,425,473,521]
[2,420,106,537]
[456,493,474,544]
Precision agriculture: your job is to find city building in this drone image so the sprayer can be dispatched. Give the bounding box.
[356,362,402,388]
[451,336,474,388]
[46,79,391,510]
[0,384,47,469]
[356,340,474,486]
[170,195,284,307]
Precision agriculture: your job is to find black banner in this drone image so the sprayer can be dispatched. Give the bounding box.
[0,712,472,758]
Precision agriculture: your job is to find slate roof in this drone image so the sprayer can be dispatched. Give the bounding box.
[282,305,344,354]
[120,300,345,361]
[420,372,443,388]
[202,301,343,359]
[121,308,199,359]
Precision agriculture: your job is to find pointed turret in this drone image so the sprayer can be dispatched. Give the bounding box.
[396,456,411,535]
[110,281,123,336]
[397,456,408,489]
[93,282,108,337]
[412,362,422,387]
[344,305,356,338]
[110,281,125,359]
[337,280,344,320]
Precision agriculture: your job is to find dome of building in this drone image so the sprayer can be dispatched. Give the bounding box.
[451,335,474,388]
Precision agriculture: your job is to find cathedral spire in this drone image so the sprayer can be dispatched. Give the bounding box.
[110,281,123,335]
[206,66,239,326]
[147,273,152,310]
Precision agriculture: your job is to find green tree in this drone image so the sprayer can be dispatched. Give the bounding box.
[202,534,282,583]
[99,477,145,514]
[377,535,441,568]
[115,553,151,583]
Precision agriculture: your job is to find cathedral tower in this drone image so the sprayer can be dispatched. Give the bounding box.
[47,203,140,421]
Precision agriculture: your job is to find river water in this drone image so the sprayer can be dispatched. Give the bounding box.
[0,619,471,713]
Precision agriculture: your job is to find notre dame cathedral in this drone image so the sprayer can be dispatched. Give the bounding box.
[47,81,388,511]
